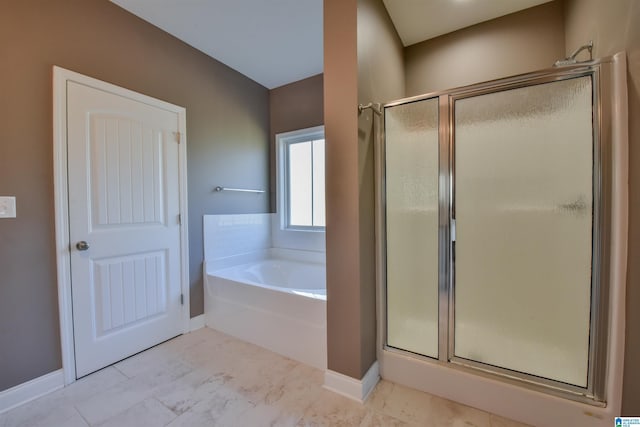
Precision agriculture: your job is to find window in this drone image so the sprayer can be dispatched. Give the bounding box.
[276,126,325,230]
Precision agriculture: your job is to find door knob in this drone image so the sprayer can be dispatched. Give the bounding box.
[76,241,90,251]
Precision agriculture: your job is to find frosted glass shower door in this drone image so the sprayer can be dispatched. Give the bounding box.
[453,76,594,386]
[385,98,439,358]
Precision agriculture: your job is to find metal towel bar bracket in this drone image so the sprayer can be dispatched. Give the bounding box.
[358,102,382,115]
[214,186,265,194]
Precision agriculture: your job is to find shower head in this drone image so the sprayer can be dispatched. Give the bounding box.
[554,41,593,67]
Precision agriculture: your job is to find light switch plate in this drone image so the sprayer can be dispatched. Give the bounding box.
[0,196,16,218]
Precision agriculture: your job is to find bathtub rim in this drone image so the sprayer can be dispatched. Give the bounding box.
[205,247,326,300]
[207,265,327,301]
[206,247,325,272]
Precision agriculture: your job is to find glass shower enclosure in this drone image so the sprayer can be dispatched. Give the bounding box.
[380,60,616,403]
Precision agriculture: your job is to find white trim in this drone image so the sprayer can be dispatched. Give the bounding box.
[323,361,380,403]
[189,315,206,332]
[52,66,190,386]
[177,105,191,335]
[273,125,326,252]
[0,370,64,414]
[276,125,325,230]
[361,361,381,401]
[53,67,75,386]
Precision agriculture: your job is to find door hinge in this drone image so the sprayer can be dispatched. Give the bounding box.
[180,293,184,305]
[178,213,182,225]
[174,132,181,144]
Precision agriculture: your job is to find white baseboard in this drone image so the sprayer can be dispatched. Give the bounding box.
[324,361,380,403]
[0,369,64,414]
[189,314,205,332]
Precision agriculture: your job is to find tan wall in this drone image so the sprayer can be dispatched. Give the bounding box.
[324,0,404,380]
[269,75,324,210]
[324,0,363,378]
[357,0,405,374]
[0,0,269,391]
[563,0,640,414]
[405,1,565,96]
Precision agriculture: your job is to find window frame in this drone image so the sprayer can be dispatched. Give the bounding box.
[276,125,326,232]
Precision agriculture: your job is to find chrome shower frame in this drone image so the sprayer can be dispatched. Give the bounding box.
[375,56,619,406]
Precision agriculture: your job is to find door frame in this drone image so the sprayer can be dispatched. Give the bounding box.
[52,66,190,385]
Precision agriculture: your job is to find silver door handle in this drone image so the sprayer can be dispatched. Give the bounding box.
[76,241,90,251]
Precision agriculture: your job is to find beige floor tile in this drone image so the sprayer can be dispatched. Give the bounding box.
[216,339,273,367]
[296,388,368,427]
[114,344,191,380]
[426,393,491,427]
[153,369,231,415]
[59,412,90,427]
[490,414,532,427]
[63,367,130,401]
[0,401,80,427]
[163,408,219,427]
[0,367,127,427]
[233,401,301,427]
[182,333,249,372]
[0,328,539,427]
[74,377,156,425]
[256,368,324,425]
[166,387,255,427]
[163,328,218,353]
[263,363,323,408]
[97,397,177,427]
[229,353,300,403]
[367,381,434,425]
[360,410,416,426]
[368,381,493,427]
[365,380,395,411]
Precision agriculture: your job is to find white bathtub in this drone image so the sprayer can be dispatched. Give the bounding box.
[204,250,327,370]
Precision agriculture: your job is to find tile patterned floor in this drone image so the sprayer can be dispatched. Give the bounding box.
[0,328,530,426]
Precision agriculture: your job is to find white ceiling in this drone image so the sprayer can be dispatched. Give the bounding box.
[110,0,323,89]
[111,0,554,89]
[383,0,554,47]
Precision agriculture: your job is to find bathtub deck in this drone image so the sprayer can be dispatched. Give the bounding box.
[0,327,530,427]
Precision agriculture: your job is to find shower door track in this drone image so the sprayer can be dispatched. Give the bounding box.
[375,55,625,408]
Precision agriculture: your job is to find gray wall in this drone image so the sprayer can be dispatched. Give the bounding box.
[269,74,324,211]
[0,0,269,392]
[563,0,640,414]
[404,1,565,96]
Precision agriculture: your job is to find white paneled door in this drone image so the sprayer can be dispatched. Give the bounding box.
[66,81,185,378]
